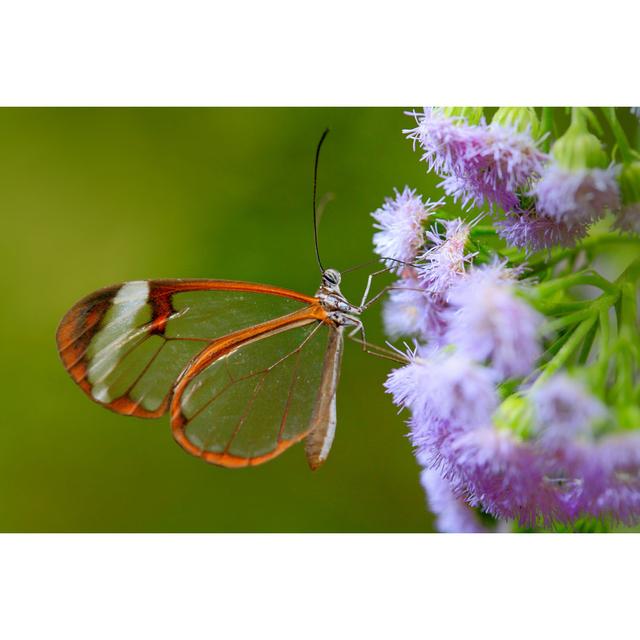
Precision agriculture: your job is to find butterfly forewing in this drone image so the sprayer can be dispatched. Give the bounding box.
[171,320,330,467]
[56,279,315,418]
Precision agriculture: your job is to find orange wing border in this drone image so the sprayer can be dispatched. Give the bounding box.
[56,279,320,419]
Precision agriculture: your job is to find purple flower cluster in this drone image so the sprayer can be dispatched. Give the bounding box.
[406,108,637,251]
[371,190,638,528]
[380,259,563,528]
[405,108,546,212]
[388,345,640,528]
[371,191,476,343]
[374,108,640,531]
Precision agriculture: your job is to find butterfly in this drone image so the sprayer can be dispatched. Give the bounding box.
[56,269,369,469]
[56,130,400,470]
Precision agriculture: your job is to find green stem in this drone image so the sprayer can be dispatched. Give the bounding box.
[540,107,554,152]
[533,270,616,298]
[616,255,640,285]
[578,319,599,364]
[589,307,612,395]
[613,282,637,404]
[530,254,640,388]
[525,234,640,276]
[544,292,617,332]
[534,300,591,315]
[535,315,599,386]
[582,107,604,136]
[545,308,600,332]
[571,107,586,129]
[602,107,634,164]
[543,325,580,359]
[597,307,610,370]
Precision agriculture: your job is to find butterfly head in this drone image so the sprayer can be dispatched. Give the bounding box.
[321,268,341,289]
[317,268,361,326]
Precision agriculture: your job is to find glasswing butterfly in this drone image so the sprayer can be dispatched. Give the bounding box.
[56,130,401,470]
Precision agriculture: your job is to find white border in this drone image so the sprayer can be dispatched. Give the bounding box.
[0,534,637,639]
[0,1,637,105]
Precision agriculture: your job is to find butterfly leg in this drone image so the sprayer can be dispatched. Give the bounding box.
[346,332,408,363]
[346,316,366,345]
[341,315,376,356]
[344,317,407,363]
[362,284,427,311]
[359,268,428,311]
[359,268,391,308]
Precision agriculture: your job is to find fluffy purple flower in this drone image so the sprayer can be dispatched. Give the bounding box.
[426,351,499,428]
[418,414,588,526]
[549,434,640,524]
[406,109,546,212]
[385,347,499,431]
[423,410,640,526]
[613,203,640,234]
[530,375,607,443]
[372,187,443,271]
[382,258,639,531]
[404,108,474,177]
[442,124,547,211]
[445,426,566,526]
[409,413,565,527]
[420,466,488,533]
[497,211,589,252]
[444,263,542,379]
[411,418,460,480]
[532,164,620,226]
[382,278,446,341]
[596,482,640,524]
[592,434,640,523]
[417,219,473,298]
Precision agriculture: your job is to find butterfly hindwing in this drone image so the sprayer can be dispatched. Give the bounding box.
[171,312,331,467]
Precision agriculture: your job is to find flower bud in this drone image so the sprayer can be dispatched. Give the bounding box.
[493,394,534,439]
[492,107,540,137]
[551,119,608,171]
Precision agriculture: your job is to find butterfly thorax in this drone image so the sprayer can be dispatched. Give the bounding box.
[316,268,361,328]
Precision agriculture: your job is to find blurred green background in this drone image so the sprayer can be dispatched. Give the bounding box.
[0,108,442,532]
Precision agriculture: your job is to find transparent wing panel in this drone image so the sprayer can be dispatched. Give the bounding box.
[179,321,329,460]
[58,281,309,417]
[165,290,305,339]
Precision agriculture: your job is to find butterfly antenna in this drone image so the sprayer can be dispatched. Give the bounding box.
[313,128,330,273]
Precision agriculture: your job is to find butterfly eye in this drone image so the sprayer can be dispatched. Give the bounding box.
[323,269,341,286]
